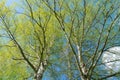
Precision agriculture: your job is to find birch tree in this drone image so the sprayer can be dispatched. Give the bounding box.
[0,0,61,79]
[43,0,120,80]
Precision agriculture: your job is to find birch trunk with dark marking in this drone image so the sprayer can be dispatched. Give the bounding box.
[35,61,47,80]
[36,63,44,80]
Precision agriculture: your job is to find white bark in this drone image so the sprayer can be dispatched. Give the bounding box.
[77,45,81,63]
[36,63,44,80]
[76,45,88,79]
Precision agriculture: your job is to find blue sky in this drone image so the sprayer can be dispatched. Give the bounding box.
[5,0,24,13]
[6,0,19,6]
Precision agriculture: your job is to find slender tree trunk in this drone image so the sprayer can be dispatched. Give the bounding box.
[81,76,89,80]
[76,45,89,80]
[35,63,45,80]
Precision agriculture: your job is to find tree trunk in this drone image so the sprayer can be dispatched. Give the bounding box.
[81,76,89,80]
[35,63,45,80]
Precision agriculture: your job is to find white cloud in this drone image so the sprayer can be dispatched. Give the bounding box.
[102,46,120,72]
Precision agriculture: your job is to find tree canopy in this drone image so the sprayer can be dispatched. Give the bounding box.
[0,0,120,80]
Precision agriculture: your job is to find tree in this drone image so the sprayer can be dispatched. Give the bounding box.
[0,0,61,79]
[0,0,120,80]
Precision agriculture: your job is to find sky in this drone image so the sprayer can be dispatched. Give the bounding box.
[6,0,19,6]
[102,47,120,72]
[5,0,24,13]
